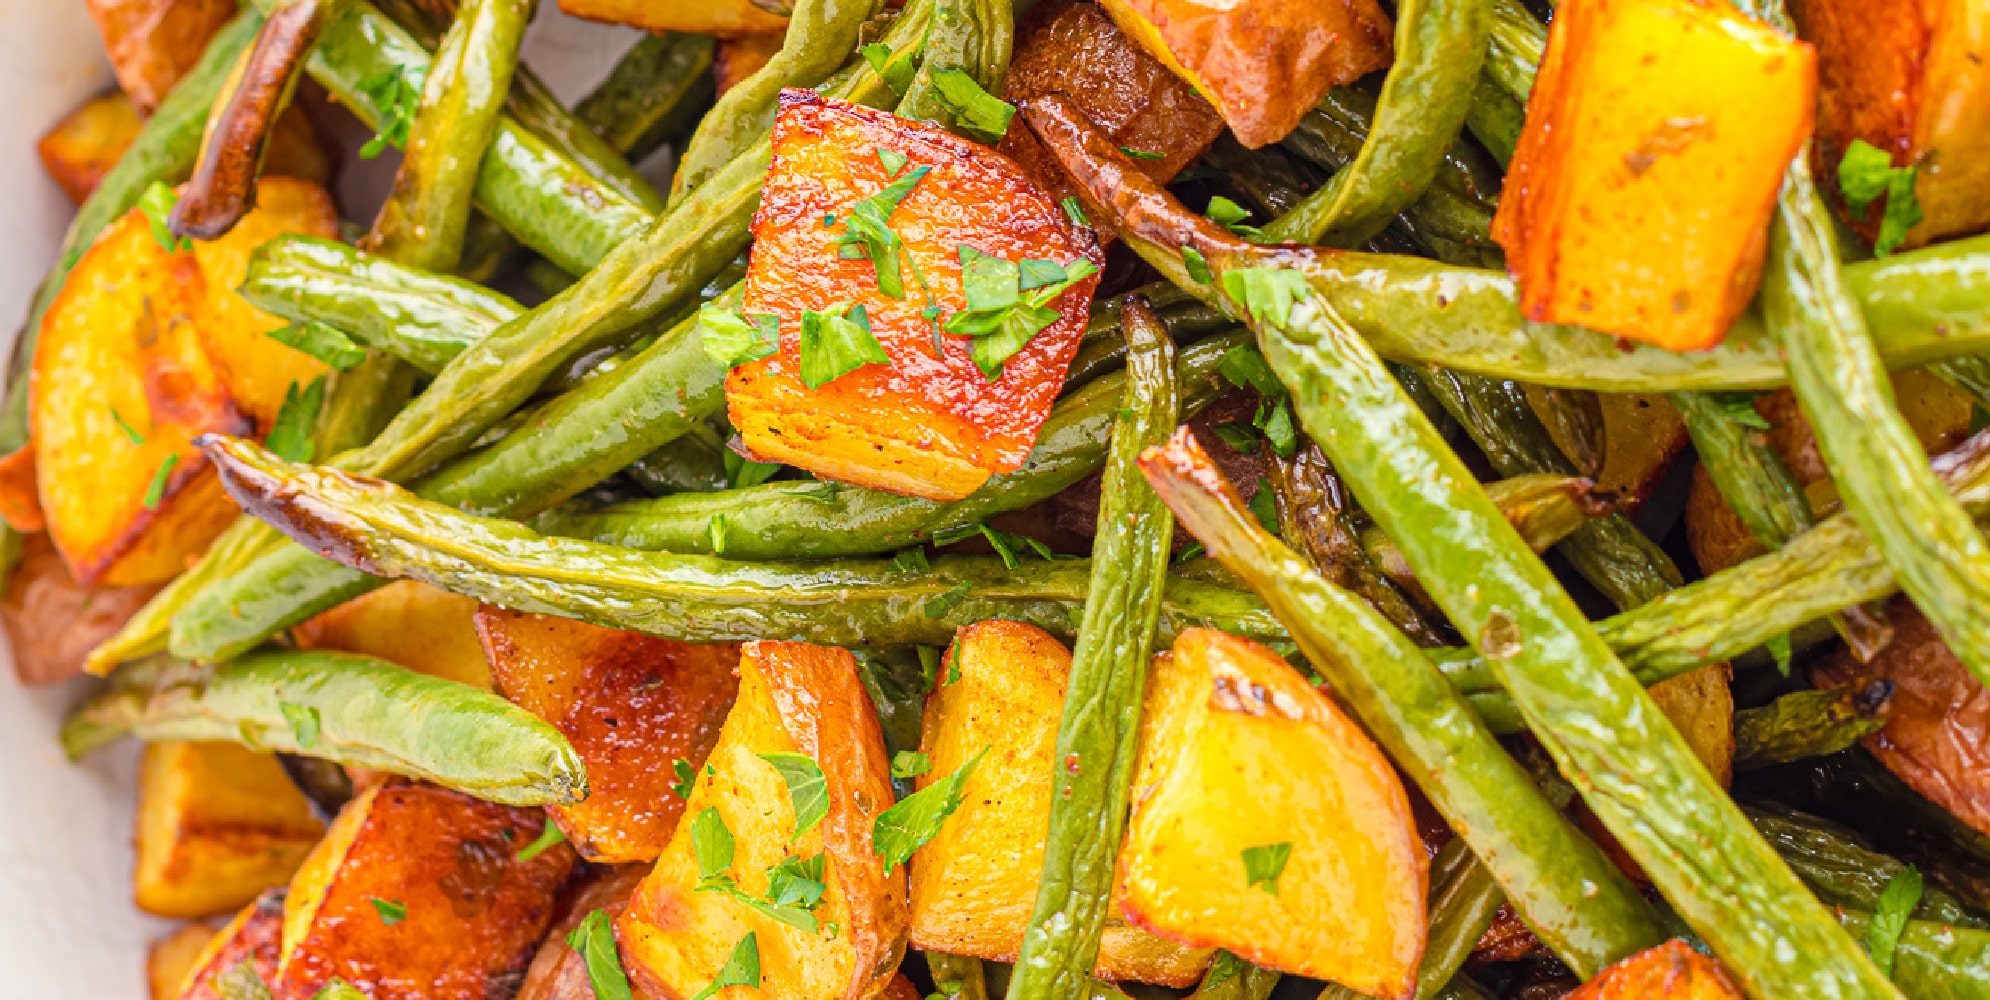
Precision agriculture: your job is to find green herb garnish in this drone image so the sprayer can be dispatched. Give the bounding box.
[1241,842,1293,894]
[143,454,179,510]
[567,909,635,1000]
[516,820,567,862]
[700,305,781,369]
[265,377,325,464]
[798,302,889,388]
[370,897,407,926]
[357,66,423,159]
[137,181,190,252]
[691,933,761,1000]
[891,751,932,779]
[873,748,988,873]
[278,701,320,750]
[269,321,367,371]
[923,580,972,619]
[1865,866,1923,976]
[931,68,1015,144]
[1839,139,1923,256]
[759,752,830,839]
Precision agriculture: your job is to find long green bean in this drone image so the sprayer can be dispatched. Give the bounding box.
[896,0,1014,129]
[1733,684,1894,772]
[1744,803,1990,929]
[574,33,717,162]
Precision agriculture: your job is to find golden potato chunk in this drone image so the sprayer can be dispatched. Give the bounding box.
[147,921,220,1000]
[1116,629,1426,996]
[135,740,325,919]
[619,641,906,1000]
[909,620,1213,986]
[1492,0,1816,351]
[1564,939,1744,1000]
[85,0,238,112]
[558,0,788,37]
[477,608,740,863]
[38,91,144,204]
[294,580,494,690]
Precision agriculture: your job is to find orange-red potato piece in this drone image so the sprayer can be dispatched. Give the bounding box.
[177,890,286,1000]
[717,32,786,97]
[1794,0,1990,248]
[1116,629,1426,996]
[275,780,577,1000]
[294,580,495,690]
[135,740,326,919]
[476,608,741,863]
[517,865,662,1000]
[1093,0,1391,148]
[910,620,1213,985]
[148,921,220,1000]
[85,0,239,113]
[38,91,145,204]
[31,206,250,587]
[618,641,906,1000]
[1491,0,1816,352]
[0,444,45,532]
[557,0,788,37]
[996,0,1225,239]
[1,532,160,686]
[1564,939,1744,1000]
[727,91,1102,502]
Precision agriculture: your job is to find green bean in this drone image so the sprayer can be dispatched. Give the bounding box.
[1198,137,1326,220]
[626,424,732,497]
[1744,803,1989,929]
[532,332,1243,557]
[1361,473,1614,608]
[1139,429,1663,977]
[1933,356,1990,414]
[1830,911,1990,998]
[1462,76,1522,167]
[1317,839,1505,1000]
[1262,0,1489,248]
[62,651,586,806]
[1482,0,1544,101]
[365,0,536,273]
[1672,391,1812,549]
[1734,683,1894,772]
[897,0,1015,129]
[668,0,883,205]
[1019,97,1898,995]
[1007,299,1177,1000]
[573,33,718,162]
[927,954,992,1000]
[1191,959,1281,1000]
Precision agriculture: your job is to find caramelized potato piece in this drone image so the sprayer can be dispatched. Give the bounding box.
[0,445,43,532]
[32,206,250,586]
[910,620,1213,985]
[477,608,740,863]
[85,0,238,112]
[294,580,494,690]
[1492,0,1816,351]
[1095,0,1390,148]
[275,780,577,1000]
[2,532,160,686]
[1795,0,1990,247]
[518,866,659,1000]
[729,92,1100,501]
[619,641,906,1000]
[136,740,325,919]
[1116,629,1425,995]
[1815,597,1990,838]
[178,890,286,1000]
[1564,939,1743,1000]
[558,0,787,37]
[38,91,144,204]
[717,32,786,97]
[147,921,220,1000]
[997,0,1225,236]
[1647,663,1736,788]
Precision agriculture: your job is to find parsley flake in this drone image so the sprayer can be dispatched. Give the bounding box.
[799,303,890,388]
[357,66,423,159]
[670,758,698,799]
[836,165,931,298]
[310,980,367,1000]
[943,246,1099,379]
[278,701,320,750]
[708,514,728,555]
[370,897,407,926]
[877,147,909,178]
[691,933,761,1000]
[923,580,972,619]
[567,909,635,1000]
[1241,842,1292,894]
[1213,421,1261,455]
[111,407,146,445]
[1247,488,1279,534]
[1222,267,1310,328]
[270,321,367,371]
[137,181,190,252]
[930,69,1015,144]
[516,820,567,862]
[1205,952,1248,989]
[143,454,179,510]
[1206,196,1265,240]
[1118,146,1166,160]
[1713,392,1772,430]
[1839,139,1923,256]
[759,752,830,839]
[699,305,780,369]
[1060,195,1090,228]
[1182,246,1214,284]
[862,42,917,96]
[266,377,325,464]
[873,748,988,873]
[1866,866,1923,976]
[214,961,275,1000]
[891,751,932,779]
[892,547,931,573]
[1766,633,1793,677]
[765,853,828,909]
[725,449,782,489]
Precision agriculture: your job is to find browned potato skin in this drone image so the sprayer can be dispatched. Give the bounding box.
[0,444,43,533]
[477,608,741,863]
[517,865,661,1000]
[557,0,788,37]
[716,32,786,97]
[1563,939,1744,1000]
[275,780,578,1000]
[178,889,286,1000]
[1815,597,1990,839]
[619,641,906,1000]
[995,0,1225,243]
[294,580,494,689]
[148,921,220,1000]
[38,92,144,204]
[135,741,326,919]
[909,620,1212,985]
[2,532,160,686]
[85,0,239,113]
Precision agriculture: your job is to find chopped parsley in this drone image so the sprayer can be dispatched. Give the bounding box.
[110,407,146,445]
[943,246,1099,379]
[1247,488,1279,534]
[278,701,320,750]
[758,752,829,839]
[892,547,931,573]
[690,809,819,929]
[137,181,190,252]
[724,449,782,489]
[1865,866,1923,976]
[873,748,988,873]
[764,853,828,909]
[516,820,567,862]
[798,302,890,388]
[877,147,909,178]
[708,514,728,555]
[1241,842,1293,894]
[269,321,367,371]
[357,66,423,159]
[836,165,931,298]
[143,454,178,510]
[369,897,407,926]
[891,751,932,779]
[930,68,1015,144]
[265,377,325,464]
[699,305,780,369]
[1118,146,1166,160]
[1221,267,1310,328]
[1838,139,1923,256]
[1713,392,1772,430]
[1213,421,1262,455]
[862,42,917,96]
[1205,196,1265,241]
[567,909,635,1000]
[1182,246,1213,284]
[922,580,972,619]
[1060,196,1089,228]
[1767,634,1794,677]
[670,758,698,799]
[691,933,761,1000]
[1205,952,1248,989]
[1217,345,1297,457]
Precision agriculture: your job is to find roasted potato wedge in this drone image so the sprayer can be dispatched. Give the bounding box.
[1814,597,1990,839]
[147,921,220,1000]
[909,620,1213,985]
[619,641,906,1000]
[32,205,250,587]
[557,0,788,37]
[1648,662,1736,789]
[178,890,286,1000]
[1795,0,1990,248]
[477,608,740,863]
[85,0,239,112]
[275,780,577,999]
[518,865,659,1000]
[1093,0,1390,148]
[1116,629,1425,995]
[729,92,1100,501]
[38,91,144,204]
[0,444,44,532]
[996,0,1225,238]
[717,32,786,97]
[2,532,160,686]
[1492,0,1816,351]
[1564,939,1744,1000]
[135,740,325,919]
[294,580,494,690]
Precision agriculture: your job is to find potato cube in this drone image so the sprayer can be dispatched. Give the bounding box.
[38,92,144,204]
[1491,0,1816,351]
[1116,629,1426,996]
[728,92,1101,501]
[477,608,740,863]
[2,532,160,686]
[294,580,494,690]
[147,921,220,1000]
[909,620,1213,986]
[618,641,906,1000]
[1564,939,1743,1000]
[1093,0,1391,147]
[135,741,325,919]
[275,780,577,1000]
[85,0,239,112]
[1795,0,1990,248]
[176,890,287,1000]
[558,0,788,37]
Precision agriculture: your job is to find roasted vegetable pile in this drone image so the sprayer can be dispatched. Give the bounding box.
[16,0,1990,997]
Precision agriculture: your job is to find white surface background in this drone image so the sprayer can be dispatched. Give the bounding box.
[0,6,639,997]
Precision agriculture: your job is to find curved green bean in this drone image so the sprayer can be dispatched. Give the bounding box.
[1008,300,1177,1000]
[897,0,1015,130]
[1744,804,1989,929]
[1733,684,1894,772]
[63,651,586,806]
[574,33,718,162]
